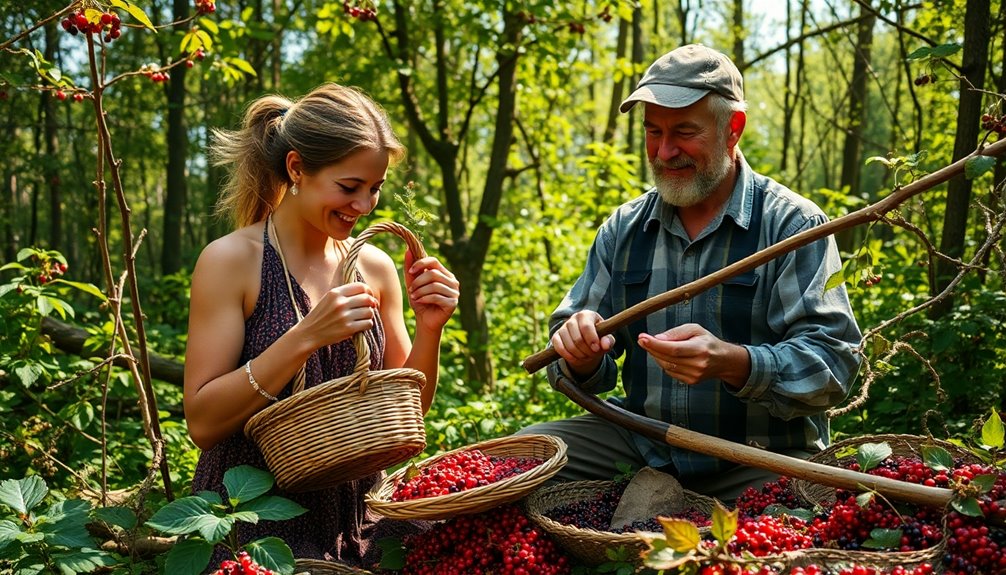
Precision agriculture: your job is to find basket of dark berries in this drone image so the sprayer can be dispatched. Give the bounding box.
[365,433,567,520]
[524,478,718,566]
[791,434,981,508]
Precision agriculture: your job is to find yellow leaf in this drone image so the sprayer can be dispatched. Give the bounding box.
[657,517,701,552]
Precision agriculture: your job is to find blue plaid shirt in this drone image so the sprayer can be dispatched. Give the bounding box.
[547,154,862,477]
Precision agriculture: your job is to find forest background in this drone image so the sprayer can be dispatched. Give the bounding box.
[1,0,1005,565]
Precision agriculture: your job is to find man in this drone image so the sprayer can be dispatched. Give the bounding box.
[519,44,862,501]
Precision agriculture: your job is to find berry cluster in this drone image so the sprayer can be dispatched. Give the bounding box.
[546,481,712,533]
[810,496,943,552]
[402,505,569,575]
[342,0,377,21]
[35,259,68,285]
[735,476,802,518]
[566,22,586,35]
[61,9,122,42]
[53,90,85,103]
[788,564,935,575]
[140,64,170,84]
[981,113,1006,137]
[698,565,775,575]
[728,515,815,557]
[196,0,216,15]
[597,7,613,22]
[186,48,207,68]
[391,449,543,501]
[913,73,936,86]
[211,551,273,575]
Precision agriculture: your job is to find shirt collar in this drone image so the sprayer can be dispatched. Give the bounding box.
[643,149,754,233]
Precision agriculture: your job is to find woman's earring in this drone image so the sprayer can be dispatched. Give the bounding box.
[290,183,299,196]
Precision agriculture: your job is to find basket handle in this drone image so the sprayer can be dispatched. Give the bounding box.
[339,222,427,384]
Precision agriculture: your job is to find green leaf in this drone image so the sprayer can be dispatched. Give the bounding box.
[0,262,27,272]
[53,548,116,574]
[377,537,406,570]
[761,504,815,521]
[855,492,875,508]
[36,295,53,317]
[226,57,258,77]
[199,17,219,35]
[403,463,421,482]
[40,499,94,549]
[906,46,932,60]
[865,155,893,167]
[234,496,306,521]
[971,474,997,493]
[0,519,20,551]
[48,280,107,302]
[145,496,215,536]
[862,527,902,549]
[44,296,74,320]
[0,476,48,515]
[930,42,962,58]
[856,442,892,472]
[981,408,1005,448]
[92,506,137,530]
[951,497,984,517]
[195,515,234,545]
[824,269,845,291]
[164,538,213,575]
[195,491,223,506]
[657,517,700,552]
[223,465,274,506]
[921,445,954,472]
[965,156,996,180]
[246,536,296,575]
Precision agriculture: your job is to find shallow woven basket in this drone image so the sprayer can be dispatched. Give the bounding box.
[365,434,567,520]
[524,479,718,567]
[244,222,428,493]
[294,559,375,575]
[781,541,946,573]
[793,433,979,508]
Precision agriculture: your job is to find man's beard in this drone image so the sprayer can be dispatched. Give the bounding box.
[651,147,732,207]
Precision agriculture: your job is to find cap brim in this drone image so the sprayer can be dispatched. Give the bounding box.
[619,85,710,113]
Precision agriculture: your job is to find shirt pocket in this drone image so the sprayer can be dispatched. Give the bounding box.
[709,271,762,342]
[614,268,652,337]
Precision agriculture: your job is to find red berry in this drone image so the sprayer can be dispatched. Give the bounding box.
[55,90,66,101]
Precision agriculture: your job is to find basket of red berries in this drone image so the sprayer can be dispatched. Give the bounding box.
[294,558,374,574]
[792,434,981,508]
[364,434,567,520]
[524,478,718,567]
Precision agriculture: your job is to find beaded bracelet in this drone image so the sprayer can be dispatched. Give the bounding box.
[245,360,278,402]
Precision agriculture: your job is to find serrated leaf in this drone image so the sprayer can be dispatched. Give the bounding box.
[195,491,223,506]
[247,536,296,575]
[862,527,902,549]
[0,476,48,515]
[656,517,700,552]
[921,445,954,472]
[906,46,933,60]
[972,474,997,493]
[931,43,962,58]
[92,506,137,530]
[195,514,234,544]
[234,496,306,521]
[951,496,984,517]
[965,156,996,180]
[710,502,738,544]
[223,465,274,506]
[856,442,892,472]
[377,537,406,570]
[145,496,215,535]
[164,537,213,575]
[981,408,1005,448]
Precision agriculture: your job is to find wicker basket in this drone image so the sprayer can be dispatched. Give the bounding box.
[781,542,946,573]
[365,434,567,520]
[524,479,719,567]
[294,559,375,575]
[793,433,979,508]
[244,222,428,493]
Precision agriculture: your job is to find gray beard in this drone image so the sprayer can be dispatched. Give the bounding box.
[652,151,732,207]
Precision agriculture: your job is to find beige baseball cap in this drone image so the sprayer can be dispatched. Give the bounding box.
[620,44,744,113]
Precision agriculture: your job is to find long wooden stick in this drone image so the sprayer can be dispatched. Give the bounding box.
[523,139,1006,374]
[552,375,955,508]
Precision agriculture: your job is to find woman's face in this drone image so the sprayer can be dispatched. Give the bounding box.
[297,147,389,240]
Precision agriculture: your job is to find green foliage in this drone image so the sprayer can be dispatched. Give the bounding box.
[0,475,124,574]
[145,465,305,575]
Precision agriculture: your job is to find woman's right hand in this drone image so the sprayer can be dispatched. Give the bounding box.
[297,281,379,348]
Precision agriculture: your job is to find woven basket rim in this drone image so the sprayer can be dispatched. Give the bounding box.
[294,558,374,575]
[365,434,567,519]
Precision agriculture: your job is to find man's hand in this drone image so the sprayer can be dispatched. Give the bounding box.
[637,323,751,388]
[552,311,616,378]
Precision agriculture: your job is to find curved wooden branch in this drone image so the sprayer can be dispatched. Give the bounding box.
[552,375,955,508]
[523,138,1006,374]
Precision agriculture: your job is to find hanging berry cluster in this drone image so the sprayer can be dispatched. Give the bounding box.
[401,504,570,575]
[196,0,216,15]
[209,551,273,575]
[981,113,1006,138]
[61,9,122,42]
[140,64,170,84]
[343,0,377,21]
[391,449,543,501]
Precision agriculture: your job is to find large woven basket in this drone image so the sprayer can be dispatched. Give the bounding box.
[524,479,718,567]
[781,542,945,573]
[365,434,567,520]
[793,433,979,508]
[244,222,428,493]
[294,559,374,574]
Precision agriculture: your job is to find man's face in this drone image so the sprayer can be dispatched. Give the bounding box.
[644,98,734,207]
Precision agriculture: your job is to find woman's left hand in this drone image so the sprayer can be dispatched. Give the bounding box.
[405,251,459,332]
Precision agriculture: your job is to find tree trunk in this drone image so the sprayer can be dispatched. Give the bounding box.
[43,23,62,251]
[836,5,875,252]
[781,0,793,173]
[162,0,190,275]
[732,0,745,71]
[602,17,630,144]
[930,0,991,317]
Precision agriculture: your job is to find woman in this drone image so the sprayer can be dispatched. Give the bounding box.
[183,83,458,567]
